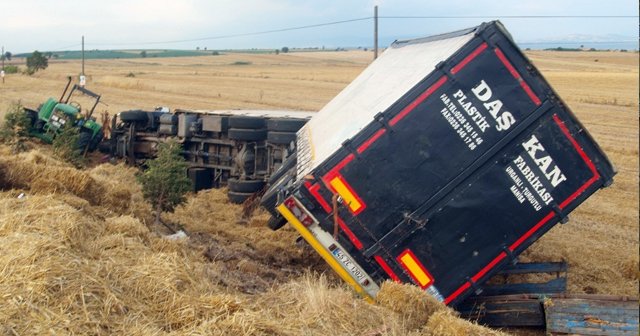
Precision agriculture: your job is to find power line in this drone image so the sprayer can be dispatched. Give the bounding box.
[380,15,638,19]
[87,17,372,47]
[36,14,639,50]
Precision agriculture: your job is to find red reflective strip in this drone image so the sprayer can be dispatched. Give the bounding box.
[553,114,600,209]
[389,76,448,126]
[451,42,488,74]
[509,212,554,251]
[444,282,470,305]
[472,252,506,283]
[323,154,355,184]
[337,216,363,250]
[357,129,387,154]
[494,48,541,106]
[374,255,400,282]
[305,182,332,213]
[446,114,603,305]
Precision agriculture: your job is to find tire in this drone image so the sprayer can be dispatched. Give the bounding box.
[267,131,296,145]
[228,190,253,204]
[24,108,38,127]
[119,110,148,122]
[88,129,104,152]
[77,131,92,151]
[34,119,45,132]
[228,128,266,141]
[267,216,287,231]
[228,178,265,193]
[266,118,307,132]
[228,116,265,129]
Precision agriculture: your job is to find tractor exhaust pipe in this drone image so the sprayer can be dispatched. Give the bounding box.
[59,76,73,103]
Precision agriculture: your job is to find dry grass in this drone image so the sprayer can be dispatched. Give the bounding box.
[0,146,506,335]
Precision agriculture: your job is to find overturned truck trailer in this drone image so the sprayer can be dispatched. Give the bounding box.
[261,21,615,305]
[108,109,313,203]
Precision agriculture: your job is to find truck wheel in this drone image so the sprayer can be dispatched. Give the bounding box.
[267,131,296,145]
[228,190,253,204]
[77,131,92,151]
[267,216,287,231]
[228,128,267,141]
[266,118,307,132]
[119,110,148,122]
[228,178,265,193]
[228,116,265,129]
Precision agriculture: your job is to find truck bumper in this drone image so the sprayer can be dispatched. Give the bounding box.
[277,201,379,302]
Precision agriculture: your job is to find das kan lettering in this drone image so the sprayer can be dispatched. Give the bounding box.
[439,79,517,151]
[506,134,567,211]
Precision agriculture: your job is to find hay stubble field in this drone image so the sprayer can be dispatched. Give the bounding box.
[0,50,637,335]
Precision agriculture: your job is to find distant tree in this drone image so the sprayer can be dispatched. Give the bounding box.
[204,47,207,51]
[140,50,147,58]
[281,46,289,53]
[196,46,200,51]
[1,51,11,61]
[275,49,280,55]
[26,50,48,75]
[211,51,220,56]
[45,52,53,59]
[138,140,192,225]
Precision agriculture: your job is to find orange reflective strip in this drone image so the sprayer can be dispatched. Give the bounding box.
[330,176,363,213]
[397,249,433,288]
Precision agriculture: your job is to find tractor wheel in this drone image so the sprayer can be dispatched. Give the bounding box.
[34,119,45,132]
[77,131,92,151]
[228,128,266,141]
[88,129,104,152]
[228,178,265,193]
[267,216,287,231]
[267,131,296,145]
[119,110,148,122]
[228,190,253,204]
[24,108,38,127]
[266,118,307,132]
[228,116,265,129]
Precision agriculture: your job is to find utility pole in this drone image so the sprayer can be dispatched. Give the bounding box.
[374,6,379,60]
[1,45,4,84]
[81,36,86,87]
[81,36,85,76]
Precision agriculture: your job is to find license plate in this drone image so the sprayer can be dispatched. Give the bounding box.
[332,247,367,282]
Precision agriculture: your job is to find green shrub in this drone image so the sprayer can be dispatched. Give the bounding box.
[137,140,192,224]
[2,65,19,74]
[52,127,85,168]
[0,102,31,142]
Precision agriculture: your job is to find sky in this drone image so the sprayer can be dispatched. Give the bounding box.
[0,0,637,53]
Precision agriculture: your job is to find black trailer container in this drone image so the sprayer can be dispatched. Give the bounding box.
[264,21,615,306]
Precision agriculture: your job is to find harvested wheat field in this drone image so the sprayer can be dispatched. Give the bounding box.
[0,50,637,335]
[0,144,507,335]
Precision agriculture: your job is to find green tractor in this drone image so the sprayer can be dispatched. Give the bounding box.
[24,76,104,152]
